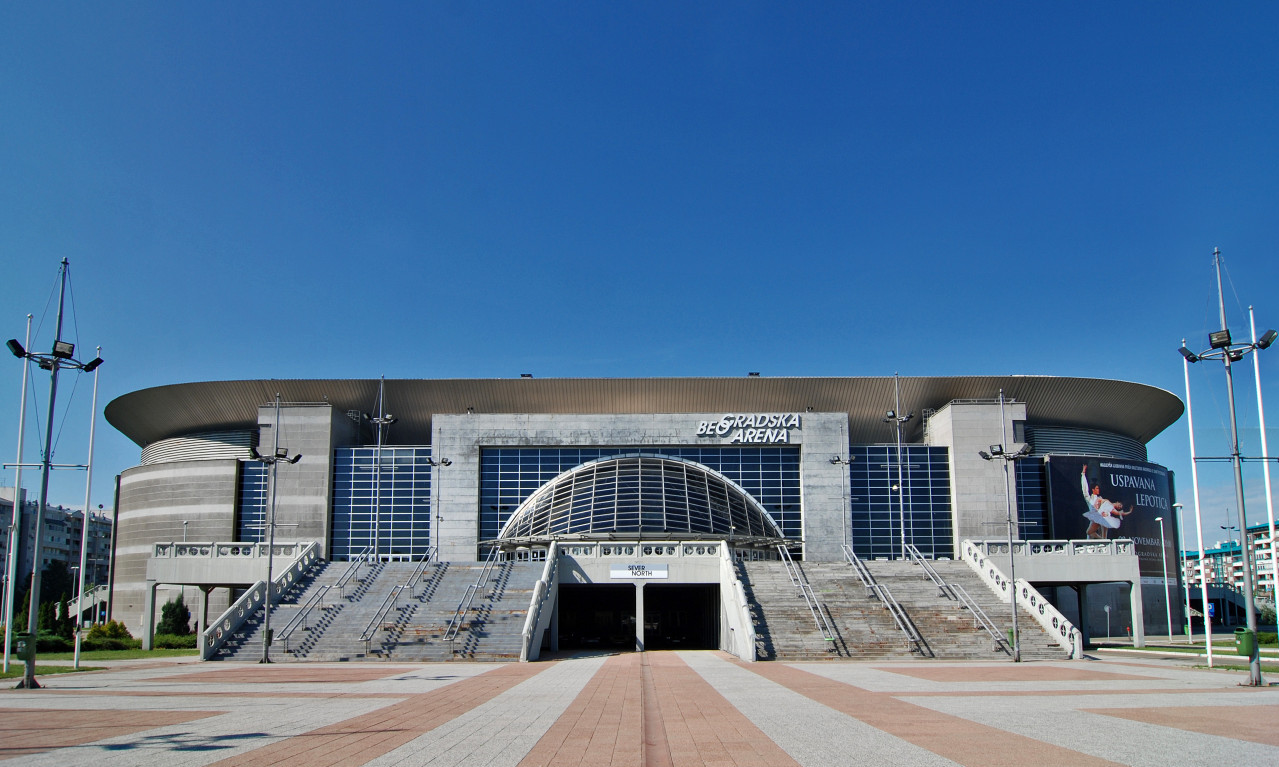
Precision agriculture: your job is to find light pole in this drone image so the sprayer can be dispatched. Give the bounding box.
[830,455,854,552]
[978,389,1031,662]
[3,313,31,675]
[884,374,913,559]
[1155,516,1173,643]
[1249,306,1279,606]
[6,259,103,689]
[73,345,101,670]
[1173,502,1193,644]
[365,377,397,560]
[1177,247,1276,686]
[247,393,301,664]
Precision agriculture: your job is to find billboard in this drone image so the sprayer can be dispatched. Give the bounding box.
[1045,456,1177,579]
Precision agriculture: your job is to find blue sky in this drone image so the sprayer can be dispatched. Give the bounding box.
[3,3,1278,543]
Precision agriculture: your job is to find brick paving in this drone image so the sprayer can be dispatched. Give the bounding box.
[1,652,1277,766]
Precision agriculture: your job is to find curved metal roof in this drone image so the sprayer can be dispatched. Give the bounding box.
[496,454,787,546]
[105,375,1183,448]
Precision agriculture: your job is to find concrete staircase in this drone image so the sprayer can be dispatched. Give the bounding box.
[213,558,544,662]
[739,559,1069,661]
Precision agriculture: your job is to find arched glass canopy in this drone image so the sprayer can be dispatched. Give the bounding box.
[496,454,786,547]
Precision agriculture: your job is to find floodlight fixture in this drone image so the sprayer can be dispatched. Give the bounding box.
[82,357,103,372]
[53,340,75,358]
[6,339,24,357]
[1178,346,1199,363]
[1257,329,1278,350]
[1209,329,1232,349]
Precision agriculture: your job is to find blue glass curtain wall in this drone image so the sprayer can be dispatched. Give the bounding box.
[1015,458,1050,539]
[236,461,269,542]
[331,447,434,561]
[479,447,802,543]
[848,445,952,559]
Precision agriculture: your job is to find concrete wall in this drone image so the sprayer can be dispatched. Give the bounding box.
[257,403,357,558]
[114,459,239,635]
[926,400,1027,556]
[432,412,850,562]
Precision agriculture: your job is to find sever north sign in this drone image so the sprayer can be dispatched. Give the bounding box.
[610,564,669,579]
[696,413,801,443]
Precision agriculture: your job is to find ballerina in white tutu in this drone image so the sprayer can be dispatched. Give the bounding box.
[1081,465,1130,539]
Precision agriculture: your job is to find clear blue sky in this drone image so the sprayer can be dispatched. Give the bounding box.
[3,3,1278,542]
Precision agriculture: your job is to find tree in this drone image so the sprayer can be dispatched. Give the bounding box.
[157,593,191,636]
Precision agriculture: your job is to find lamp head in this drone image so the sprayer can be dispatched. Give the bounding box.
[82,357,103,372]
[978,450,992,461]
[988,444,1004,456]
[1178,346,1199,363]
[1209,329,1232,349]
[52,340,75,358]
[1257,329,1278,350]
[6,339,25,358]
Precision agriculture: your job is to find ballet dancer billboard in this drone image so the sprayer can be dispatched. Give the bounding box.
[1045,456,1177,579]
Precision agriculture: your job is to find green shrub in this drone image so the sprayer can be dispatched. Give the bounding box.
[81,636,142,651]
[152,633,198,649]
[1257,631,1277,646]
[157,595,192,636]
[86,620,134,641]
[35,632,73,653]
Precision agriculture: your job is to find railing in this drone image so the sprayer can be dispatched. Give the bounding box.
[966,538,1135,557]
[843,544,927,655]
[359,585,407,653]
[776,544,837,648]
[905,543,956,599]
[202,580,266,661]
[720,542,757,662]
[152,540,319,560]
[405,547,436,590]
[443,546,501,643]
[960,539,1083,658]
[951,583,1011,655]
[520,542,559,662]
[64,584,110,620]
[197,541,321,660]
[278,585,331,653]
[333,546,373,598]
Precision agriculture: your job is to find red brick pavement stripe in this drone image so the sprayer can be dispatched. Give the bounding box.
[1083,704,1279,746]
[0,709,220,760]
[647,652,799,767]
[208,662,548,767]
[164,666,420,684]
[517,654,643,767]
[877,666,1152,682]
[739,661,1124,767]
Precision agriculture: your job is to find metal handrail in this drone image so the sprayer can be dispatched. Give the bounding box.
[904,543,957,599]
[278,585,331,652]
[775,544,837,646]
[405,547,436,590]
[359,585,406,651]
[950,583,1011,655]
[334,546,373,597]
[842,545,927,654]
[443,546,501,643]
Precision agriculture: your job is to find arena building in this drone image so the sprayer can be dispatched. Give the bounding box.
[104,375,1185,659]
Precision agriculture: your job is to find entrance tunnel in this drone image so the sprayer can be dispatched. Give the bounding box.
[556,583,719,651]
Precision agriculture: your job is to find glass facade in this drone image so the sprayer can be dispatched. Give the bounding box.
[236,460,269,542]
[848,445,952,559]
[1015,458,1050,539]
[500,455,786,542]
[480,447,802,544]
[331,447,434,561]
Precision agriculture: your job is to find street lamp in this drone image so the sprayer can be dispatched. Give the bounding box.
[1155,516,1173,643]
[978,389,1032,662]
[247,393,301,664]
[365,376,398,560]
[1173,502,1193,644]
[830,455,854,551]
[884,374,913,559]
[1177,247,1274,686]
[6,259,103,689]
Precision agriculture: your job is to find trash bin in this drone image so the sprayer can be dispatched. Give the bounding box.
[13,632,36,662]
[1235,627,1257,657]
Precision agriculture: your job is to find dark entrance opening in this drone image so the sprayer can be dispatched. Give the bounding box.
[643,584,719,650]
[558,584,635,650]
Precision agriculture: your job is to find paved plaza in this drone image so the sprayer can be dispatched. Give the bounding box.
[1,652,1277,766]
